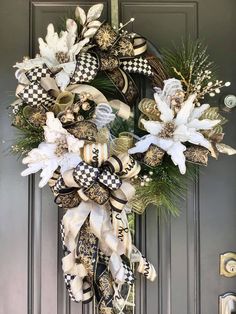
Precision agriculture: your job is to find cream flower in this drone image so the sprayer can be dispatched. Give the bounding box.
[129,89,220,174]
[15,20,89,89]
[38,20,88,67]
[21,112,84,187]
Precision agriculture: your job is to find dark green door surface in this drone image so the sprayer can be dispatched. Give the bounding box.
[0,1,236,314]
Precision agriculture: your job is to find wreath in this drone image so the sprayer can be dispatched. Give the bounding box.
[10,3,236,313]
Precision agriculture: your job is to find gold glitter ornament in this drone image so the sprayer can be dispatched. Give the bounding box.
[58,110,75,124]
[23,105,46,127]
[143,145,165,167]
[94,23,117,51]
[67,121,98,141]
[81,102,91,111]
[184,145,209,166]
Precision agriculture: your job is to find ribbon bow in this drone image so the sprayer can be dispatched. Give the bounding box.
[50,151,156,312]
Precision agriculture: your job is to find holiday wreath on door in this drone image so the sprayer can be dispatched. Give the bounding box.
[10,4,236,313]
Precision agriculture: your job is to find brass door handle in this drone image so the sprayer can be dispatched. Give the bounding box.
[220,253,236,277]
[219,293,236,314]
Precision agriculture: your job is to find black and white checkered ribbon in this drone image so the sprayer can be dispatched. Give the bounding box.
[99,251,135,285]
[70,53,99,84]
[18,80,55,107]
[17,64,55,108]
[121,57,153,77]
[73,161,122,192]
[60,223,94,303]
[25,64,53,82]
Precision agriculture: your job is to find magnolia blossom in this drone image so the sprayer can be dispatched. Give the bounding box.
[129,91,220,174]
[21,112,84,188]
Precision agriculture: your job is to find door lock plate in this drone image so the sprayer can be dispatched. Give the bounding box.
[219,293,236,314]
[220,252,236,277]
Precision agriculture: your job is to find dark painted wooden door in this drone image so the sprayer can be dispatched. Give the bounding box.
[0,1,235,314]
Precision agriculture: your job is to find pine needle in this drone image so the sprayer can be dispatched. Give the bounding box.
[89,73,117,98]
[131,158,197,218]
[161,39,217,88]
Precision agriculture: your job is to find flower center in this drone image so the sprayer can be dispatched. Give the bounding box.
[55,51,70,64]
[159,122,176,138]
[55,138,68,157]
[29,111,46,126]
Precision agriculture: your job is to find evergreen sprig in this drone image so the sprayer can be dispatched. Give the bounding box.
[162,39,216,83]
[132,159,197,217]
[89,73,117,98]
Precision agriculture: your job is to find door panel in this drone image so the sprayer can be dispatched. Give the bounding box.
[0,1,235,314]
[120,1,236,314]
[0,1,29,314]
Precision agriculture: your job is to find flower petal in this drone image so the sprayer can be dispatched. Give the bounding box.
[14,57,45,71]
[38,38,58,65]
[188,130,211,149]
[68,38,89,59]
[21,163,44,176]
[43,112,67,143]
[190,103,209,120]
[66,19,78,49]
[187,118,220,130]
[39,160,59,188]
[66,135,84,153]
[128,135,159,154]
[154,93,174,122]
[175,94,196,126]
[55,70,71,90]
[173,125,190,142]
[167,142,187,174]
[59,153,82,174]
[141,119,163,135]
[155,138,175,151]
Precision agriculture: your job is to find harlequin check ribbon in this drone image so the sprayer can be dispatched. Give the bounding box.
[73,161,122,191]
[17,64,55,108]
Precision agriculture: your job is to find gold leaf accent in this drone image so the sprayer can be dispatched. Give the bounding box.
[184,145,209,166]
[216,143,236,155]
[143,145,165,167]
[201,107,227,125]
[138,98,160,121]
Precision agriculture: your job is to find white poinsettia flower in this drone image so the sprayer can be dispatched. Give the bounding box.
[21,112,84,188]
[38,20,89,88]
[38,20,88,67]
[14,19,89,89]
[129,87,220,174]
